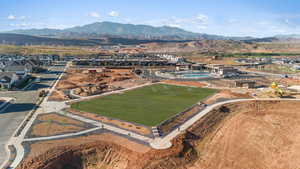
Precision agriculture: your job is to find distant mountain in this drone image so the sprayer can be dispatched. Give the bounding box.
[274,34,300,40]
[275,34,300,39]
[242,37,280,43]
[7,21,250,41]
[243,34,300,43]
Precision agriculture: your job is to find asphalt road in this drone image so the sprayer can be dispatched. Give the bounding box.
[0,66,64,165]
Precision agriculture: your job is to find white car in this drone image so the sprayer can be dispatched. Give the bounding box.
[35,77,41,83]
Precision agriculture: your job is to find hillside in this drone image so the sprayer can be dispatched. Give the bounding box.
[0,33,103,46]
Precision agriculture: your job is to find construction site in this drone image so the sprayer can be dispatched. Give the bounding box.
[49,68,147,101]
[3,54,300,169]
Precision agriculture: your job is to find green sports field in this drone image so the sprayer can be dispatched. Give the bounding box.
[71,84,217,126]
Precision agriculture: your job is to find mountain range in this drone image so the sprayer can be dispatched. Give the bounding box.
[6,21,251,41]
[1,21,300,46]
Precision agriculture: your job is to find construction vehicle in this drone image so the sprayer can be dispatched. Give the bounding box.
[270,82,284,97]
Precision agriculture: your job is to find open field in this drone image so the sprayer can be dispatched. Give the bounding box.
[71,84,217,126]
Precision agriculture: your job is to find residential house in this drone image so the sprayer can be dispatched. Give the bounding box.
[0,72,19,89]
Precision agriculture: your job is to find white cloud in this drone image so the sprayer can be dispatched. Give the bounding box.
[7,15,28,20]
[196,14,208,24]
[88,12,100,18]
[8,15,16,20]
[9,22,31,27]
[109,11,120,17]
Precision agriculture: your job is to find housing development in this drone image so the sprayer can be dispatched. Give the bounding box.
[1,1,300,169]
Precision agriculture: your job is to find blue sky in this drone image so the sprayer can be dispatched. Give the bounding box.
[1,0,300,37]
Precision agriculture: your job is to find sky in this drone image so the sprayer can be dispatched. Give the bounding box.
[1,0,300,37]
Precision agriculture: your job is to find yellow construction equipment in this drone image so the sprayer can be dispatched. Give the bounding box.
[270,82,284,97]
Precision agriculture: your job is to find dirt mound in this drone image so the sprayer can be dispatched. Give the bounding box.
[56,81,77,90]
[48,90,69,101]
[53,68,142,99]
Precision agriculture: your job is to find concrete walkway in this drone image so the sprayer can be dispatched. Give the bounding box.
[23,127,101,142]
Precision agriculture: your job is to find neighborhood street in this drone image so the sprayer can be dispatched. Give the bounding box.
[0,66,64,165]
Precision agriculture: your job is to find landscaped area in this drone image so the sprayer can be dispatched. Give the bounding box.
[71,84,217,126]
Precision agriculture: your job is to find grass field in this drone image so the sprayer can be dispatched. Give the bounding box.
[71,84,217,126]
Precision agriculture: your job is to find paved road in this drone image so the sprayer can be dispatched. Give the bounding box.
[0,66,64,165]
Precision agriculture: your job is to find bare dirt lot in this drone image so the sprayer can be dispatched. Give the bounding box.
[29,113,88,137]
[49,68,148,101]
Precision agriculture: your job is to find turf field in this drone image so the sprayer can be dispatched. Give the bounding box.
[71,84,217,126]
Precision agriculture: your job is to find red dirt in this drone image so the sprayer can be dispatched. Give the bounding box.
[17,133,190,169]
[189,100,300,169]
[51,68,147,100]
[30,113,86,137]
[31,123,84,137]
[57,68,138,91]
[204,89,252,104]
[48,90,69,101]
